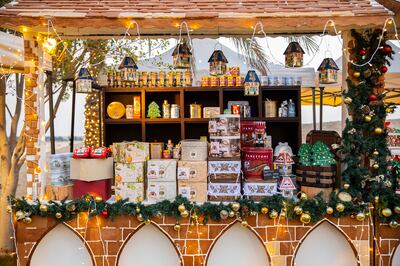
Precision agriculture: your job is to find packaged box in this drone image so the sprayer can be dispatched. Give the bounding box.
[243,179,278,201]
[240,121,266,147]
[207,180,241,201]
[210,136,240,158]
[242,147,274,180]
[70,157,113,181]
[147,181,177,203]
[73,179,111,200]
[177,161,207,182]
[133,95,141,119]
[150,142,164,159]
[208,115,240,136]
[47,153,72,186]
[112,141,150,163]
[181,140,208,161]
[208,159,241,180]
[203,107,220,118]
[115,162,145,183]
[147,159,177,182]
[114,182,144,202]
[178,181,207,203]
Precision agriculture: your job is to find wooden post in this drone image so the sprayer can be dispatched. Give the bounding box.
[341,30,351,130]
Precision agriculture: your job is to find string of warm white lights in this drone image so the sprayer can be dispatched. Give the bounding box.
[8,198,20,266]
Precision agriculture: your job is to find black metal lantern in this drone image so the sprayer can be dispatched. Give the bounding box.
[208,49,228,76]
[119,56,138,82]
[172,39,192,69]
[284,42,305,68]
[76,67,93,93]
[318,57,339,84]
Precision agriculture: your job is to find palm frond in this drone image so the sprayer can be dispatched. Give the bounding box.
[286,36,319,54]
[230,37,269,75]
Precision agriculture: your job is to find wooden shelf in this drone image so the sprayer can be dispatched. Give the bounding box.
[145,118,181,124]
[105,87,142,93]
[262,117,300,122]
[105,118,141,124]
[184,118,210,123]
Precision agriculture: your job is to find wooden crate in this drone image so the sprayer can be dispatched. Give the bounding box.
[45,184,73,200]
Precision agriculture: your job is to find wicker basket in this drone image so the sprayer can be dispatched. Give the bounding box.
[207,179,241,201]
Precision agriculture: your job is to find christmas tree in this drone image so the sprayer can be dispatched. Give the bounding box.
[147,101,161,118]
[311,141,335,166]
[298,143,312,166]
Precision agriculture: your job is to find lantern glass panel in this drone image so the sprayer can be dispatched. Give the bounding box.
[319,69,338,84]
[285,52,304,68]
[122,68,138,82]
[76,79,92,93]
[209,61,227,76]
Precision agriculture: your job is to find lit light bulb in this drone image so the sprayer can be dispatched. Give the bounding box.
[43,37,57,54]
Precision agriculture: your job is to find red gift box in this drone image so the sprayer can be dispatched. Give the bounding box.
[242,147,273,179]
[72,179,111,200]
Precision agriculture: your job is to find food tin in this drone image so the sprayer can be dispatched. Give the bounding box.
[150,72,157,87]
[184,71,192,87]
[227,76,235,87]
[242,147,274,179]
[141,71,148,87]
[171,104,180,118]
[158,71,165,87]
[219,76,227,86]
[167,71,174,86]
[190,104,202,118]
[235,76,243,86]
[210,76,219,87]
[176,71,182,87]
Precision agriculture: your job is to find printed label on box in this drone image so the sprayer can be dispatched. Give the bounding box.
[177,167,190,180]
[147,164,160,179]
[207,182,241,196]
[243,182,277,196]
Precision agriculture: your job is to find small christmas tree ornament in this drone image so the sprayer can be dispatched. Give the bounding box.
[174,223,181,231]
[382,208,392,217]
[76,67,93,93]
[394,206,400,214]
[231,202,241,212]
[284,41,305,67]
[172,39,192,69]
[178,204,186,213]
[181,210,189,218]
[294,206,303,215]
[356,212,365,221]
[228,210,236,218]
[380,65,388,73]
[208,48,228,76]
[344,97,353,105]
[318,57,339,84]
[343,183,350,189]
[66,203,76,212]
[300,213,311,224]
[372,163,380,170]
[220,210,228,220]
[261,207,269,214]
[23,217,32,224]
[55,212,63,219]
[101,210,109,218]
[353,71,361,78]
[39,204,48,213]
[119,56,138,82]
[374,127,384,134]
[336,203,345,212]
[381,44,392,55]
[389,220,399,228]
[364,115,372,122]
[241,220,248,228]
[369,94,377,101]
[137,213,144,221]
[372,150,379,156]
[326,206,334,214]
[269,209,278,219]
[359,48,366,56]
[244,70,260,96]
[147,101,161,118]
[298,191,308,201]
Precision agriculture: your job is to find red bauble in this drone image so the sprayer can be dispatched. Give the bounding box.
[359,49,366,56]
[380,66,388,73]
[382,45,392,54]
[368,94,377,101]
[101,210,109,218]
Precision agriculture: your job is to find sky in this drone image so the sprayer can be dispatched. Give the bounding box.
[4,35,400,137]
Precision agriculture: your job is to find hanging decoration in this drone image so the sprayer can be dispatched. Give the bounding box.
[284,41,305,68]
[118,56,138,83]
[318,57,339,84]
[84,92,101,147]
[244,70,260,96]
[208,46,228,76]
[76,67,93,93]
[172,39,192,69]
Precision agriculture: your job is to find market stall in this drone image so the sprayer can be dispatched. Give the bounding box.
[1,1,400,266]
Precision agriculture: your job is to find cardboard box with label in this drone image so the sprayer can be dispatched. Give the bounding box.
[114,182,144,202]
[147,159,177,182]
[146,181,177,203]
[115,162,145,183]
[112,141,150,163]
[178,180,207,203]
[177,161,207,182]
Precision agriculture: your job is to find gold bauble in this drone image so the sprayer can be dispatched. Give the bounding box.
[394,206,400,214]
[300,213,311,224]
[269,210,278,219]
[374,196,380,203]
[137,213,144,222]
[343,183,350,190]
[174,223,181,231]
[389,220,399,229]
[250,211,257,216]
[382,208,393,217]
[180,210,189,218]
[344,97,353,105]
[66,204,76,212]
[55,212,63,219]
[15,210,25,220]
[353,71,361,78]
[39,204,48,213]
[228,211,236,218]
[178,204,186,213]
[372,150,379,156]
[356,212,366,221]
[23,217,32,224]
[336,203,345,213]
[364,115,372,122]
[6,205,12,213]
[294,206,303,215]
[220,210,229,220]
[231,202,241,212]
[299,192,308,201]
[326,207,334,214]
[135,207,141,213]
[386,107,393,113]
[144,219,151,225]
[280,211,286,218]
[374,127,383,134]
[94,196,103,203]
[372,163,380,170]
[241,220,248,228]
[261,207,269,214]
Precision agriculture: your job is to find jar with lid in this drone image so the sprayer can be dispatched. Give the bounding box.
[126,105,134,119]
[171,104,180,118]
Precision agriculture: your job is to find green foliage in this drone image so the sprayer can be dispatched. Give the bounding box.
[0,255,16,266]
[0,0,12,7]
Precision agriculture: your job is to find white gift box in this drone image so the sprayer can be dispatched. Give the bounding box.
[115,162,145,183]
[146,181,177,203]
[147,159,177,182]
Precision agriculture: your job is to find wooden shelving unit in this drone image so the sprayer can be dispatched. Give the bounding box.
[103,86,302,153]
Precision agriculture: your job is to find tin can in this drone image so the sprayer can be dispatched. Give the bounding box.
[227,76,235,87]
[232,67,240,76]
[167,71,175,87]
[201,76,210,87]
[210,76,219,87]
[231,104,241,115]
[141,71,148,87]
[171,104,180,118]
[219,76,227,86]
[158,71,165,87]
[184,71,192,87]
[176,72,182,87]
[235,76,243,86]
[133,72,139,86]
[149,72,157,87]
[284,76,293,86]
[190,104,202,118]
[243,105,251,118]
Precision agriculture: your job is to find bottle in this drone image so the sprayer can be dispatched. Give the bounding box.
[288,99,296,117]
[281,101,288,117]
[167,140,174,152]
[162,100,171,118]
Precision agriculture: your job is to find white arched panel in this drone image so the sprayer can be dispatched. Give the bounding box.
[294,221,358,266]
[30,224,93,266]
[118,224,181,266]
[207,223,270,266]
[392,244,400,266]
